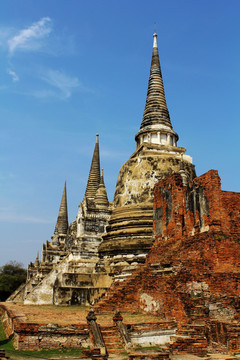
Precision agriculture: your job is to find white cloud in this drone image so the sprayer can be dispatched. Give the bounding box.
[8,17,52,54]
[41,69,80,99]
[7,68,19,82]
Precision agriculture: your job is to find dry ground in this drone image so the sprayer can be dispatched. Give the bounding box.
[0,302,161,326]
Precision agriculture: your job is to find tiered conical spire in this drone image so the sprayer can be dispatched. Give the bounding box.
[85,134,101,200]
[95,169,109,209]
[135,32,178,147]
[54,181,68,236]
[141,32,172,129]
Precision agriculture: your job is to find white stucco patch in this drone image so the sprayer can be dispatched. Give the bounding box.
[186,281,209,296]
[140,293,160,313]
[131,329,177,346]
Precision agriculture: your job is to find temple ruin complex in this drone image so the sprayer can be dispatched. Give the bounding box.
[3,30,240,358]
[8,31,195,306]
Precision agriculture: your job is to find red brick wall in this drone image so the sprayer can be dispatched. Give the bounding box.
[221,191,240,235]
[1,306,90,350]
[153,170,240,240]
[96,170,240,322]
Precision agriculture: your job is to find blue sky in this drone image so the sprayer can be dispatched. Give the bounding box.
[0,0,239,267]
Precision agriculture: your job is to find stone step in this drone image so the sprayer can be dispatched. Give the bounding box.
[104,342,122,347]
[128,352,170,360]
[100,325,123,355]
[102,334,119,339]
[107,348,124,355]
[101,327,118,333]
[106,344,123,349]
[101,328,119,333]
[103,338,121,344]
[177,329,205,337]
[169,334,207,357]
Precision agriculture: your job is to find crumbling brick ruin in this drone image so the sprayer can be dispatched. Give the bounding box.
[154,170,240,240]
[94,169,240,354]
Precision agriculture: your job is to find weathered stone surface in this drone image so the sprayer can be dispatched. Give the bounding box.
[99,31,195,274]
[99,144,195,277]
[8,135,112,306]
[113,148,195,208]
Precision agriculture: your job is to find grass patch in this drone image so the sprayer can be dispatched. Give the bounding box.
[0,319,86,358]
[0,320,15,352]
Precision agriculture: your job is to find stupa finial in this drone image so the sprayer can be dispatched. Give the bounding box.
[153,23,158,48]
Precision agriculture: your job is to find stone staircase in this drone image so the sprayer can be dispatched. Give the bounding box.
[95,262,176,314]
[94,266,211,357]
[6,281,28,302]
[22,252,111,305]
[128,352,170,360]
[94,265,145,313]
[24,255,69,304]
[169,323,208,356]
[171,289,210,326]
[113,264,141,283]
[101,326,125,356]
[167,292,209,356]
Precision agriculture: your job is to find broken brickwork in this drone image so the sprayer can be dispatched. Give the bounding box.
[153,169,240,240]
[94,170,240,355]
[0,305,90,350]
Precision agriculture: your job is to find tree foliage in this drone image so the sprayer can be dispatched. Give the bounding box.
[0,261,27,301]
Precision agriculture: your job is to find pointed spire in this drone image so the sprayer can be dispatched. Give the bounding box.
[95,169,109,209]
[135,32,178,147]
[54,181,68,236]
[85,134,101,200]
[141,32,172,129]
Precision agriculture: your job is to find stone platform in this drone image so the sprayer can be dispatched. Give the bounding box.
[2,303,240,359]
[0,303,174,355]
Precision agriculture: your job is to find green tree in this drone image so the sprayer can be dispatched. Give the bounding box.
[0,261,27,301]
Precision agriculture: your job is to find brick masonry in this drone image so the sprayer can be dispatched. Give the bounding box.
[94,170,240,355]
[153,170,240,240]
[0,304,90,350]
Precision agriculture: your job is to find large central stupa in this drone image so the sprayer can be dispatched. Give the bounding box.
[99,32,195,275]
